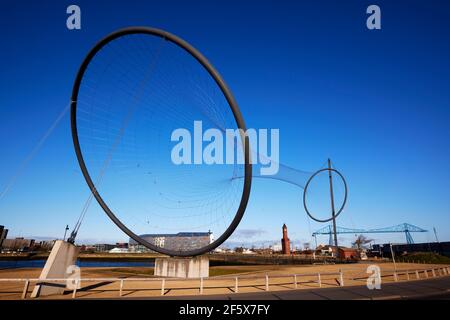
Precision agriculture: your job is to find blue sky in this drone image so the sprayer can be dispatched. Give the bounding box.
[0,0,449,247]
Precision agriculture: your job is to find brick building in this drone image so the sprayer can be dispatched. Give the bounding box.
[281,224,291,255]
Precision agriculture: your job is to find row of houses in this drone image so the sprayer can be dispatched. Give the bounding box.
[1,238,56,252]
[1,225,56,252]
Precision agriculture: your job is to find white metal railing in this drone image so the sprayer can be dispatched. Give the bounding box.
[349,266,450,282]
[0,270,343,299]
[0,265,448,299]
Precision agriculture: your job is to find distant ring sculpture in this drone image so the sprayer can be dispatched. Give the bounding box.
[70,27,252,257]
[303,168,348,223]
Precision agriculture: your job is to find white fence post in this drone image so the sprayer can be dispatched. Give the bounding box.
[119,279,124,297]
[415,270,419,279]
[394,272,398,282]
[161,279,165,296]
[200,277,204,294]
[406,271,410,280]
[432,269,436,277]
[265,274,269,291]
[424,270,429,278]
[72,279,79,299]
[317,273,322,287]
[21,280,29,299]
[294,274,298,289]
[234,277,238,293]
[339,270,344,287]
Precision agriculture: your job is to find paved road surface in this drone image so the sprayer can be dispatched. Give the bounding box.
[135,276,450,300]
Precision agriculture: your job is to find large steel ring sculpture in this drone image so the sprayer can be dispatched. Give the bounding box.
[70,27,252,257]
[303,168,348,223]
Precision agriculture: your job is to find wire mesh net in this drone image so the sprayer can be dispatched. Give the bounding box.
[75,32,245,253]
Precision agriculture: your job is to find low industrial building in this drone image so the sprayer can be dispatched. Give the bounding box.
[93,243,116,252]
[315,245,360,260]
[338,247,360,260]
[109,247,129,253]
[371,241,450,257]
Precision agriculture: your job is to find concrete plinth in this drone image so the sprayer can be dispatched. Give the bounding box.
[31,240,80,298]
[155,255,209,278]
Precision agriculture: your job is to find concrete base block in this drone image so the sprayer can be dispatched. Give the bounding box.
[155,255,209,278]
[31,240,80,298]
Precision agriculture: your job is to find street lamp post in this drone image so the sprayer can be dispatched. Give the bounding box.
[63,225,69,241]
[390,242,397,271]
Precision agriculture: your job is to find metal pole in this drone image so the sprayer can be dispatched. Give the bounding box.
[63,224,69,241]
[433,227,439,243]
[390,243,396,271]
[63,225,69,241]
[328,159,339,259]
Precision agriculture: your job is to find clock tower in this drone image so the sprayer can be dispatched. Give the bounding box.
[281,224,291,255]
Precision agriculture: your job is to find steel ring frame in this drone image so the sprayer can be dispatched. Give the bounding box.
[303,168,347,223]
[70,26,252,257]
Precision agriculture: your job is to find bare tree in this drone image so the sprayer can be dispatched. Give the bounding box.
[352,234,372,250]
